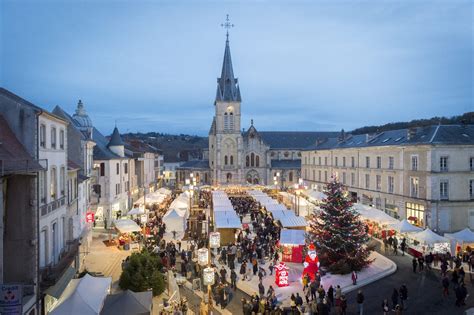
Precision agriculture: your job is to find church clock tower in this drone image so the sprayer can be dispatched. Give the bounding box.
[209,15,243,185]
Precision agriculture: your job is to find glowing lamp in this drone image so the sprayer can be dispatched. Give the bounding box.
[275,262,290,287]
[209,232,221,249]
[203,267,215,285]
[197,248,209,266]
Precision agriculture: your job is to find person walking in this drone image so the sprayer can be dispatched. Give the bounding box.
[310,280,318,301]
[240,261,247,280]
[382,299,389,315]
[340,295,347,315]
[418,256,425,272]
[399,284,408,310]
[352,270,358,285]
[393,237,398,255]
[400,238,406,256]
[442,275,450,297]
[230,269,237,290]
[412,257,418,273]
[391,288,399,311]
[356,290,364,315]
[258,280,265,298]
[327,285,334,306]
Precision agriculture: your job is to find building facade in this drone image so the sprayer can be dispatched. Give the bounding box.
[302,126,474,233]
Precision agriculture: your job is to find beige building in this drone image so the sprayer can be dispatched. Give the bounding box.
[302,126,474,233]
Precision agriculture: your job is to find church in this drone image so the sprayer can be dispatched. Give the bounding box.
[177,30,338,187]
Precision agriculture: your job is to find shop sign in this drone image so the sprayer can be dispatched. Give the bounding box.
[275,262,290,287]
[85,212,95,223]
[0,284,22,315]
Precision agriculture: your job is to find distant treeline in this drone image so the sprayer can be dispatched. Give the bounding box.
[351,112,473,135]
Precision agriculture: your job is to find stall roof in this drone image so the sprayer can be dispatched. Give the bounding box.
[388,219,423,233]
[214,211,241,229]
[445,228,474,243]
[280,229,306,245]
[271,210,307,227]
[413,228,449,245]
[353,204,399,225]
[213,205,235,212]
[100,290,152,315]
[49,274,111,315]
[114,219,142,233]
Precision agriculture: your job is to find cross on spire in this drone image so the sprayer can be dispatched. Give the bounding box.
[221,14,234,42]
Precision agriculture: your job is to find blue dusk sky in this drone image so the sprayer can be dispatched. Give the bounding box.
[1,0,472,136]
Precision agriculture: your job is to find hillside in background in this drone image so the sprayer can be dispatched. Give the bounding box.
[351,112,474,135]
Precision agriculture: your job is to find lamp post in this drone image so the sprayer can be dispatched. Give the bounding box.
[204,231,220,313]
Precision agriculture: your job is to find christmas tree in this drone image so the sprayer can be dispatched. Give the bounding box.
[307,177,372,274]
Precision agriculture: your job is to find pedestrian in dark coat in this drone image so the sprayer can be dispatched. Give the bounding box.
[391,288,399,310]
[412,257,417,273]
[442,275,450,296]
[230,269,237,289]
[258,281,265,297]
[327,285,334,306]
[399,284,408,310]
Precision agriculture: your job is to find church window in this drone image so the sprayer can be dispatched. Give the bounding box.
[289,172,293,182]
[298,152,301,157]
[251,153,255,167]
[229,112,234,130]
[246,156,250,167]
[224,155,228,165]
[230,155,234,165]
[224,113,229,131]
[226,173,232,183]
[256,155,260,167]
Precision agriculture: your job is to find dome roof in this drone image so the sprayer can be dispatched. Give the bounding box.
[72,100,93,128]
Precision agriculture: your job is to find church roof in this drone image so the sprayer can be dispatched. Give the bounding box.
[215,38,241,103]
[72,100,93,129]
[258,131,339,150]
[209,117,216,135]
[271,159,301,169]
[108,127,124,147]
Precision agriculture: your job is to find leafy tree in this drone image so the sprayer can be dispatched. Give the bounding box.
[119,250,165,296]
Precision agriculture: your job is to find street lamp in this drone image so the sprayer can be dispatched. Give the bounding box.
[205,231,220,312]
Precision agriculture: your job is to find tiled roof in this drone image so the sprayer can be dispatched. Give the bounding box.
[0,115,43,174]
[177,160,210,170]
[271,159,301,169]
[108,127,124,147]
[92,128,124,160]
[258,131,340,149]
[67,159,81,171]
[304,125,474,151]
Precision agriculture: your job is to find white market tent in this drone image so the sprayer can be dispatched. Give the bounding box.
[271,210,307,228]
[49,274,111,315]
[280,229,306,245]
[157,187,172,196]
[445,228,474,244]
[303,189,327,202]
[162,209,186,232]
[388,219,423,233]
[412,228,449,245]
[114,219,142,233]
[127,206,145,216]
[353,203,399,225]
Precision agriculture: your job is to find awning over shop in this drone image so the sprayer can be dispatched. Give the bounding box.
[280,229,306,246]
[114,219,142,233]
[271,210,307,228]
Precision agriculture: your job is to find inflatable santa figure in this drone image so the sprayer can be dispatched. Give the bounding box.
[302,244,320,281]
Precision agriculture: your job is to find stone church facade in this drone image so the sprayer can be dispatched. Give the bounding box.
[177,35,338,187]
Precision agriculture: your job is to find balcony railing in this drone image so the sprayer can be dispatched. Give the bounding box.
[40,239,79,289]
[40,197,66,217]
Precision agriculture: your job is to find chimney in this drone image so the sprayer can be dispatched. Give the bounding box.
[407,127,417,140]
[338,129,346,143]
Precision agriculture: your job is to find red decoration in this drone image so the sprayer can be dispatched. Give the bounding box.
[275,262,290,287]
[86,212,95,223]
[302,244,319,281]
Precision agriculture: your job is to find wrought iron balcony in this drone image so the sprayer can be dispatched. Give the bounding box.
[40,196,66,217]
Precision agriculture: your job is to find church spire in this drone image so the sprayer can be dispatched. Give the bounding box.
[216,15,241,103]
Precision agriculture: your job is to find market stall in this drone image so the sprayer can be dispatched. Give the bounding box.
[445,228,474,255]
[49,274,111,315]
[162,209,187,233]
[271,210,307,230]
[214,211,241,245]
[353,203,400,238]
[114,219,142,250]
[279,229,306,263]
[410,228,450,256]
[101,290,153,315]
